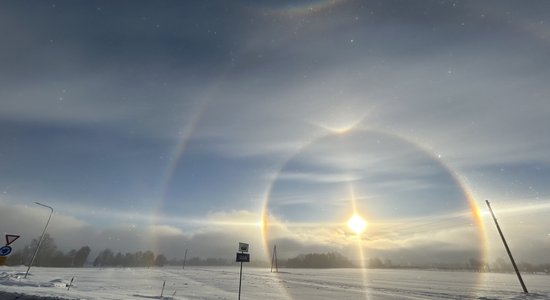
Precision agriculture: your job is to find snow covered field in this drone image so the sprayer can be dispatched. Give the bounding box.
[0,266,549,299]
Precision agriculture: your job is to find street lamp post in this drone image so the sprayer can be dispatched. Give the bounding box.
[24,202,53,279]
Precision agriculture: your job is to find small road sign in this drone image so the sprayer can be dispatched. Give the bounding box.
[0,245,12,256]
[5,234,20,246]
[238,242,249,252]
[236,252,250,262]
[236,242,250,300]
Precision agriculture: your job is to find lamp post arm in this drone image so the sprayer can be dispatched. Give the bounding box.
[24,202,53,279]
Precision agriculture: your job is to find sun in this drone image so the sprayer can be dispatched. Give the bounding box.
[347,214,367,234]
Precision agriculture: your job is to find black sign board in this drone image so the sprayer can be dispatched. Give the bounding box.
[236,252,250,262]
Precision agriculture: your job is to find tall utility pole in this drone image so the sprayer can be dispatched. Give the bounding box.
[270,245,278,273]
[486,200,528,293]
[25,202,53,279]
[182,248,188,269]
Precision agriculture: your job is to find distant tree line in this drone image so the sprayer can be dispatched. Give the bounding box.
[168,257,230,266]
[93,249,167,267]
[167,257,270,267]
[5,234,167,268]
[469,257,550,274]
[283,252,355,268]
[166,253,356,268]
[6,234,90,267]
[366,257,393,268]
[6,235,549,273]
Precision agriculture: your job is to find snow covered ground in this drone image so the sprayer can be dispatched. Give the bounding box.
[0,266,548,299]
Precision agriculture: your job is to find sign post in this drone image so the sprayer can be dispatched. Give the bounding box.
[236,242,250,300]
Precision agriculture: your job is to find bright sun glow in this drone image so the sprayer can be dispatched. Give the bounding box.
[347,214,367,234]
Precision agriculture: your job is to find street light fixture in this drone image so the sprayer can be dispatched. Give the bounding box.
[24,202,53,279]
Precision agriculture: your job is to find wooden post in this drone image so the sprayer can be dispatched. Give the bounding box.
[160,280,166,298]
[67,277,74,291]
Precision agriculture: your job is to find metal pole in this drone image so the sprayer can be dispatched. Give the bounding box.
[238,261,243,300]
[271,245,275,272]
[274,246,278,272]
[24,202,53,279]
[183,248,188,269]
[486,200,528,293]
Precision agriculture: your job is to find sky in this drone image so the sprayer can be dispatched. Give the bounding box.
[0,0,549,265]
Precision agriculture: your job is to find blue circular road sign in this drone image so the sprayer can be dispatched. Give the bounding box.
[0,245,12,256]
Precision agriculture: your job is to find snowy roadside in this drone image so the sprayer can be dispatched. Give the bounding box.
[0,266,188,300]
[0,290,75,300]
[0,270,76,300]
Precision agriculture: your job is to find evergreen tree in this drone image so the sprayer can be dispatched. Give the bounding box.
[154,254,167,267]
[29,234,57,267]
[73,246,91,267]
[94,249,114,267]
[142,251,155,267]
